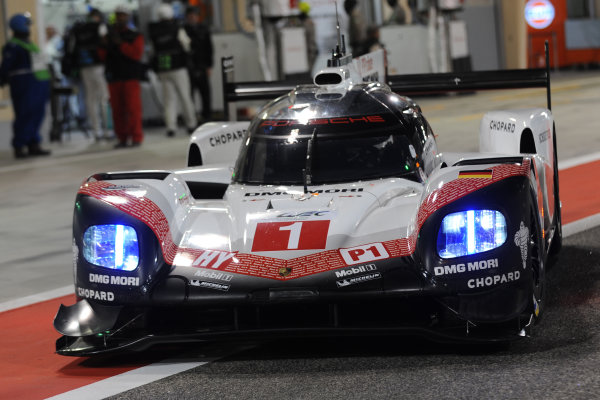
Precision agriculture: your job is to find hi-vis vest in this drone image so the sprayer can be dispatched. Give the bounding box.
[9,37,50,81]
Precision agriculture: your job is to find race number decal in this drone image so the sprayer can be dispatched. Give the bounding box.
[252,221,330,251]
[340,243,389,265]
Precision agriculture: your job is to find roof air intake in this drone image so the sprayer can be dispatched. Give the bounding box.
[314,72,343,86]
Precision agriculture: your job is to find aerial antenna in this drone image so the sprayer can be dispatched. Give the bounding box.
[327,2,351,67]
[335,3,342,54]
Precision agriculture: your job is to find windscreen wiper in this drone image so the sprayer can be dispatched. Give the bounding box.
[303,128,317,194]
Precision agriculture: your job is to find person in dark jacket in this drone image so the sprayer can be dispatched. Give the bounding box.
[99,6,145,147]
[184,6,213,122]
[149,3,197,137]
[64,8,110,141]
[0,13,51,158]
[344,0,366,54]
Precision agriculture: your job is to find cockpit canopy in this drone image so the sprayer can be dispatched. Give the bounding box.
[233,83,437,185]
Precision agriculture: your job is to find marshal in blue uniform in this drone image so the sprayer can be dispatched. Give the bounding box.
[0,13,51,158]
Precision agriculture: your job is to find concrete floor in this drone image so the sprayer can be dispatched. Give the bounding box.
[0,70,599,304]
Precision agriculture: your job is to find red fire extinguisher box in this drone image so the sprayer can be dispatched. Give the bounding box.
[527,0,600,68]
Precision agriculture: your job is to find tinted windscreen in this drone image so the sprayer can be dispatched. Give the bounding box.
[234,116,418,184]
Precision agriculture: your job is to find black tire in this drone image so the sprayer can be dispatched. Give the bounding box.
[549,124,562,256]
[530,204,546,324]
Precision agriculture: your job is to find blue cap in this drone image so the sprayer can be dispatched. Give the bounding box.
[9,13,31,34]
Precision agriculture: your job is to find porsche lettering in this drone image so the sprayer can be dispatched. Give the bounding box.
[260,115,385,127]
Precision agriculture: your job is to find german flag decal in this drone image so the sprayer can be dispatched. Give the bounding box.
[458,170,493,179]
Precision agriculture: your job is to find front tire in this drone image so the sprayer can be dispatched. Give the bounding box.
[549,124,562,256]
[530,205,546,323]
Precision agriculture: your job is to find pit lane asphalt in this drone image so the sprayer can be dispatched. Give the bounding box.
[103,225,600,400]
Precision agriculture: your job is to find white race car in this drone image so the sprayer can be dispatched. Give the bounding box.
[55,45,561,356]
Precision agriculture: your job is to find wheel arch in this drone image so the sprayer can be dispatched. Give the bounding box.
[188,143,203,167]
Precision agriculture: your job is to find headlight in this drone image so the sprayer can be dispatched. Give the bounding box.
[437,210,507,258]
[83,224,139,271]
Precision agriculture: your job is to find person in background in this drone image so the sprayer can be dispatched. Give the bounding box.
[343,0,366,55]
[44,26,63,78]
[64,8,110,141]
[149,2,197,137]
[298,1,318,75]
[0,13,51,159]
[184,6,213,123]
[46,24,73,143]
[385,0,409,25]
[358,25,385,56]
[99,5,145,148]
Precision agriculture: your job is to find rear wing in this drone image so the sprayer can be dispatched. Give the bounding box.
[222,43,551,120]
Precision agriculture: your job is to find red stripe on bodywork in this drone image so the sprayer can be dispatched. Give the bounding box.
[78,161,530,280]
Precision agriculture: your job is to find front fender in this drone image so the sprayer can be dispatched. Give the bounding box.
[188,121,249,166]
[417,175,534,322]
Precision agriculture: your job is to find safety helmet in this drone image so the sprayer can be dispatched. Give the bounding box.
[157,3,174,20]
[115,5,131,15]
[299,1,311,14]
[9,13,32,34]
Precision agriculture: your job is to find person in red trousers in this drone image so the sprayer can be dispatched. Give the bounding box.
[99,5,145,148]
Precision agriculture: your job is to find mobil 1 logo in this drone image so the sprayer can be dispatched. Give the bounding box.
[334,264,377,278]
[334,264,380,288]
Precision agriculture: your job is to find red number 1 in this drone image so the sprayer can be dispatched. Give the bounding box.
[252,220,330,251]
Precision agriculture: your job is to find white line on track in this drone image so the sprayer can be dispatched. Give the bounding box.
[0,285,73,313]
[45,357,217,400]
[558,151,600,170]
[562,212,600,238]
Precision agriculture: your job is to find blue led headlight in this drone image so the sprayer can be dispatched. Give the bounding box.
[437,210,507,258]
[83,224,139,271]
